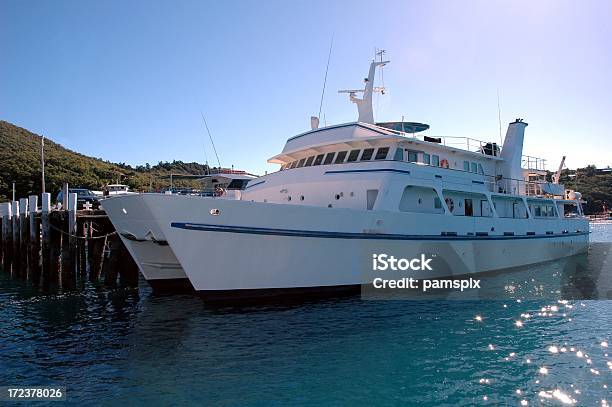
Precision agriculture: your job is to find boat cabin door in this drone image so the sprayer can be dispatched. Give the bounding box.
[465,199,473,216]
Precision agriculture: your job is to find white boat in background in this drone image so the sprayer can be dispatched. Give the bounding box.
[106,184,136,196]
[106,52,589,300]
[102,170,256,293]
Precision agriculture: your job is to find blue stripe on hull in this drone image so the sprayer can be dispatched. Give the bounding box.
[170,222,589,241]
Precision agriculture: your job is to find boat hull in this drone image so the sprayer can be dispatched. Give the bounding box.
[101,194,194,293]
[141,195,589,298]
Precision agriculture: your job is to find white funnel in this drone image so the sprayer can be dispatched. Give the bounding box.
[499,119,528,194]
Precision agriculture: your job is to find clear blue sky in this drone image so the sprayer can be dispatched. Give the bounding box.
[1,0,610,175]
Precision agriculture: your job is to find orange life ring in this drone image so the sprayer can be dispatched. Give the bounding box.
[445,197,454,212]
[440,159,449,169]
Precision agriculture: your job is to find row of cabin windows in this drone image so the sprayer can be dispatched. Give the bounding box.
[463,160,485,175]
[282,147,390,170]
[281,146,485,175]
[532,204,557,217]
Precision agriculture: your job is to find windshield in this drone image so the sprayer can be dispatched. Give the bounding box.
[71,189,93,196]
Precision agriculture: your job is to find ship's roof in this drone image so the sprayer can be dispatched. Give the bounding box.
[269,122,503,164]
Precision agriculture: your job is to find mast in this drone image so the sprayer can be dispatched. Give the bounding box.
[41,135,46,194]
[339,51,389,124]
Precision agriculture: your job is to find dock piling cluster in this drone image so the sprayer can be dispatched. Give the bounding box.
[0,193,139,290]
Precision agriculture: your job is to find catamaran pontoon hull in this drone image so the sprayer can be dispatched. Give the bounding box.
[101,195,193,293]
[139,194,589,298]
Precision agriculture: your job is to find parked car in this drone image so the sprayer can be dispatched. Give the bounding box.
[56,188,101,209]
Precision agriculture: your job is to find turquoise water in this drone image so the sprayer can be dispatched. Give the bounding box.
[0,224,610,406]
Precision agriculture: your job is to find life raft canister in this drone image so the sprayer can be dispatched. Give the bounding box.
[445,197,454,212]
[440,159,450,169]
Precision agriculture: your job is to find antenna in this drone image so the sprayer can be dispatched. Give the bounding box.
[318,35,334,120]
[41,135,46,194]
[497,89,503,146]
[200,111,221,169]
[199,123,209,168]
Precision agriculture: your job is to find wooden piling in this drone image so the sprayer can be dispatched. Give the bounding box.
[19,198,28,278]
[28,195,40,285]
[102,233,121,287]
[11,201,20,275]
[68,193,77,283]
[1,203,11,272]
[118,240,139,287]
[48,211,62,286]
[41,193,51,286]
[62,183,69,210]
[60,212,73,289]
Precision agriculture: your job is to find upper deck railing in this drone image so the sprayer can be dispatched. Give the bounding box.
[522,155,547,171]
[381,126,503,157]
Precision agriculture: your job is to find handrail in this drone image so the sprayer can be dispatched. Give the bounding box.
[522,155,547,171]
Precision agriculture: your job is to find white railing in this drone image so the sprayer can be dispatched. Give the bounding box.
[393,130,502,157]
[522,155,547,171]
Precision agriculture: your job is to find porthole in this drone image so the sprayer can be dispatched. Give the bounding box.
[288,196,292,201]
[209,208,220,216]
[328,204,333,208]
[418,198,422,204]
[300,196,304,201]
[335,194,341,200]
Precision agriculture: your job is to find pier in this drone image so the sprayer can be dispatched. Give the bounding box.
[0,192,139,290]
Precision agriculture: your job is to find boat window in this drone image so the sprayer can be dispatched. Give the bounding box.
[289,161,298,169]
[313,154,325,166]
[400,186,444,214]
[471,162,478,173]
[548,205,555,217]
[375,147,390,160]
[393,148,403,161]
[407,150,418,162]
[280,164,287,171]
[478,163,484,174]
[323,152,335,165]
[534,206,541,216]
[347,149,360,162]
[304,156,315,166]
[432,155,440,167]
[297,158,306,168]
[463,161,470,172]
[423,153,431,165]
[361,148,375,161]
[227,179,250,190]
[334,151,348,164]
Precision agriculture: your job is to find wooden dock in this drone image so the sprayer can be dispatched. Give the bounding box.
[0,192,139,289]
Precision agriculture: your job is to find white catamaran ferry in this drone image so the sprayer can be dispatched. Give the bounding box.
[104,54,589,299]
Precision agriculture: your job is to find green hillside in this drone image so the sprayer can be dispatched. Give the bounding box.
[0,120,211,201]
[559,166,612,215]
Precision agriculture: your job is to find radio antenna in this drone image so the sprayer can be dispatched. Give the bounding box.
[200,111,221,168]
[318,35,334,120]
[497,88,503,145]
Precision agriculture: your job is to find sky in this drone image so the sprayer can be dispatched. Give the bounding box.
[1,0,611,175]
